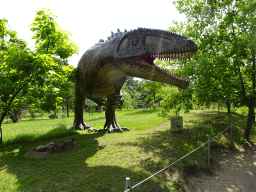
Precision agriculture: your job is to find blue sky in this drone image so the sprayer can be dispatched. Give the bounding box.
[0,0,187,67]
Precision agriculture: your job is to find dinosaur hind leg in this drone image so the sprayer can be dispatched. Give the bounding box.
[100,93,130,133]
[70,85,91,130]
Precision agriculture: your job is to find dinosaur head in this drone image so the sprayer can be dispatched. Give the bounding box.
[114,28,197,89]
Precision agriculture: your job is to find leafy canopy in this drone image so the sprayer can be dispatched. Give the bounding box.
[30,8,78,59]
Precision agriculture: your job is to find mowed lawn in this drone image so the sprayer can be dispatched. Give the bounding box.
[0,109,254,191]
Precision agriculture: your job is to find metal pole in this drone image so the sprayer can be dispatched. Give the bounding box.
[125,177,130,191]
[208,135,211,167]
[231,122,233,143]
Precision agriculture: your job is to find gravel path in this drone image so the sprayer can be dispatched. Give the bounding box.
[185,141,256,192]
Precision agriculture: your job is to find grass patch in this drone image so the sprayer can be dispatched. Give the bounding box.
[0,109,254,191]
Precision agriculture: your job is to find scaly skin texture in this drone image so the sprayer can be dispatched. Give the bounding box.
[70,28,197,132]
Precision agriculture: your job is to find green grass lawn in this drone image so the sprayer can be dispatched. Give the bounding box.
[0,109,255,191]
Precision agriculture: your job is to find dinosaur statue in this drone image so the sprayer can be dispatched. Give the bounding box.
[70,28,197,133]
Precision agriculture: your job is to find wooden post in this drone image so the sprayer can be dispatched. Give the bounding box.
[125,177,130,191]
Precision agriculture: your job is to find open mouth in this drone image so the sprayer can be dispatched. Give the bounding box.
[134,51,196,66]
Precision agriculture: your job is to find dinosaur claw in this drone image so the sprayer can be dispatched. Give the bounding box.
[70,122,91,130]
[108,127,130,133]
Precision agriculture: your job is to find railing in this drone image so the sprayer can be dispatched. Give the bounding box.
[124,118,247,192]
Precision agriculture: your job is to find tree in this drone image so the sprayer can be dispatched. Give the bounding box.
[61,81,75,117]
[28,8,78,115]
[172,0,256,139]
[0,18,59,129]
[159,86,194,116]
[0,9,79,144]
[141,80,164,111]
[30,8,78,59]
[122,77,144,109]
[86,102,97,115]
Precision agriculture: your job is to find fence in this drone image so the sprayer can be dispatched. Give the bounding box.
[124,118,247,192]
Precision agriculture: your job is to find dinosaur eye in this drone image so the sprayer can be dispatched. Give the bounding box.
[119,38,129,51]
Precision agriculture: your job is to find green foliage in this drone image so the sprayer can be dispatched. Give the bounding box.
[141,80,164,110]
[0,9,79,132]
[121,77,144,109]
[30,8,78,58]
[171,0,256,138]
[28,105,37,118]
[159,86,194,116]
[171,0,256,105]
[86,102,97,115]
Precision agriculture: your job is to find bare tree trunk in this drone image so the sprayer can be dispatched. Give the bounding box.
[67,103,69,117]
[245,48,256,140]
[66,94,69,117]
[0,111,7,145]
[244,104,254,140]
[0,127,2,145]
[226,100,231,113]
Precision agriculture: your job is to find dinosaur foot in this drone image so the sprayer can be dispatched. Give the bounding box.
[87,127,99,133]
[70,122,91,130]
[98,126,130,133]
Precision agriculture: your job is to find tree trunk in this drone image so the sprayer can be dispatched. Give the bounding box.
[0,127,2,145]
[226,100,231,113]
[66,95,69,117]
[244,104,254,140]
[0,111,7,145]
[67,104,69,118]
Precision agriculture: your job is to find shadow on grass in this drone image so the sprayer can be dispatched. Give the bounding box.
[0,129,168,192]
[1,124,80,147]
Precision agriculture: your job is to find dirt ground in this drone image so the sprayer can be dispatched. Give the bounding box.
[184,141,256,192]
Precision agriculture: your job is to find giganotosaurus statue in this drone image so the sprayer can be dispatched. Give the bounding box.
[70,28,197,132]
